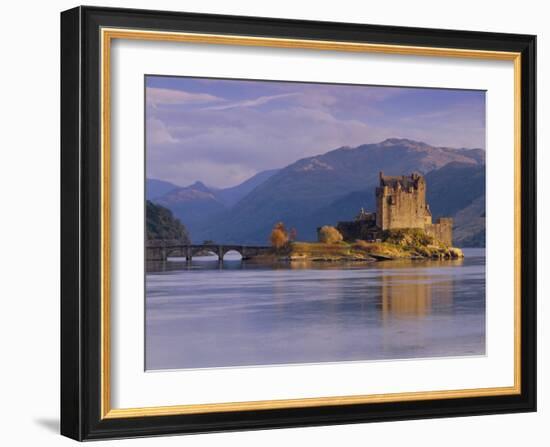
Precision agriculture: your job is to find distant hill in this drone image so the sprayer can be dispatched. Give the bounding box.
[148,170,279,242]
[146,201,190,242]
[194,138,484,244]
[148,139,486,247]
[214,169,279,206]
[155,181,226,240]
[303,189,375,233]
[425,161,485,218]
[425,162,485,247]
[452,196,486,247]
[452,148,485,165]
[146,178,180,200]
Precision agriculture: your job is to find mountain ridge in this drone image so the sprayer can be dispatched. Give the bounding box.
[193,138,485,245]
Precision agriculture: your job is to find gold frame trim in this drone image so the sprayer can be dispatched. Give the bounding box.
[100,28,522,419]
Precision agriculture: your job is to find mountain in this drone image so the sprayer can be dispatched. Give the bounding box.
[424,162,485,247]
[146,201,190,242]
[452,196,486,247]
[425,161,485,219]
[214,169,279,206]
[451,148,485,165]
[155,181,226,241]
[301,189,375,235]
[148,170,279,243]
[146,178,180,200]
[195,138,484,244]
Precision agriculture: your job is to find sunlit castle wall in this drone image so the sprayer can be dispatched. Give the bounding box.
[425,218,453,246]
[375,173,430,230]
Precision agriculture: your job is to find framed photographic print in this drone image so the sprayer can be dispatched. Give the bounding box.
[60,6,536,441]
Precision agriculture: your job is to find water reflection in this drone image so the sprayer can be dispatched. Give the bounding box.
[145,249,484,370]
[147,254,464,273]
[379,269,456,318]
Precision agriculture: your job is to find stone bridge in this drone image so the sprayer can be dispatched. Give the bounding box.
[146,240,272,261]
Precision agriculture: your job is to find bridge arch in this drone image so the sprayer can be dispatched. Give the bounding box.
[221,249,243,261]
[164,247,184,259]
[190,247,219,258]
[146,242,272,262]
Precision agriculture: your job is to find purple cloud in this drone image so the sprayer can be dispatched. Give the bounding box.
[145,77,485,188]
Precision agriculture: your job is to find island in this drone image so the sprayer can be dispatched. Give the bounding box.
[146,172,464,263]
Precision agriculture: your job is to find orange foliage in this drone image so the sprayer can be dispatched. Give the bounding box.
[318,225,343,244]
[270,222,289,249]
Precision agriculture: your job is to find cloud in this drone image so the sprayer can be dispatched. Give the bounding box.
[205,93,301,111]
[146,157,258,190]
[146,118,178,145]
[145,78,485,188]
[146,87,222,107]
[146,104,391,187]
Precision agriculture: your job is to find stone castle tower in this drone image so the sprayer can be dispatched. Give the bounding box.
[375,172,432,230]
[375,172,453,245]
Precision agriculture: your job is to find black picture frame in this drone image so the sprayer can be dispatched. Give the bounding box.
[61,5,536,441]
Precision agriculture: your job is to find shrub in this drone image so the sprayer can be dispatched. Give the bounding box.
[318,226,343,244]
[383,228,437,248]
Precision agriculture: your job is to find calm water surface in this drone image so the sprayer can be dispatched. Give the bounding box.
[146,248,485,370]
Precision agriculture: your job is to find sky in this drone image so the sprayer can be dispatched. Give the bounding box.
[146,76,486,189]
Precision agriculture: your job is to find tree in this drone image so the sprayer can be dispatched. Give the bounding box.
[146,200,190,243]
[270,222,289,249]
[318,225,343,244]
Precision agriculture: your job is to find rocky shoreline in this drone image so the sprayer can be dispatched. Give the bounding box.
[248,239,463,263]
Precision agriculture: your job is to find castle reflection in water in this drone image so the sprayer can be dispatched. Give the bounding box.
[379,259,463,320]
[145,252,484,369]
[147,256,464,321]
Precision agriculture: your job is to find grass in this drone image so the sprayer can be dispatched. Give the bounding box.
[289,241,370,260]
[379,228,463,258]
[352,239,412,258]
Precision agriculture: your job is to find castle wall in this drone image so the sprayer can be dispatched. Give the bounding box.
[425,218,453,246]
[376,182,429,230]
[376,187,386,229]
[336,220,381,242]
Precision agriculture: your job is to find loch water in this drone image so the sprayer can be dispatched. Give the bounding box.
[145,248,485,370]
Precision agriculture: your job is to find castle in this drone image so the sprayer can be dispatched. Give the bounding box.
[334,172,453,246]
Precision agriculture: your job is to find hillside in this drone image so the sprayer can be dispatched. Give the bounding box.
[146,178,180,200]
[149,169,279,240]
[424,162,485,246]
[452,196,486,247]
[155,181,225,240]
[425,161,485,218]
[214,169,279,206]
[195,138,484,244]
[146,201,190,242]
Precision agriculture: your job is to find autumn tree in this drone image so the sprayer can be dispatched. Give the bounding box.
[270,222,289,249]
[318,225,343,244]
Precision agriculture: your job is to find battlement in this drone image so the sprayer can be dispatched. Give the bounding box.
[378,171,425,191]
